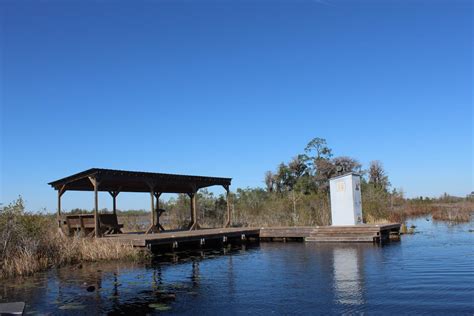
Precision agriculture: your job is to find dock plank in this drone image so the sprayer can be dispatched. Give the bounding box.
[102,224,401,247]
[104,227,260,247]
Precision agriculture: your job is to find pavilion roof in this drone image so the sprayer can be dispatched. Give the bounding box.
[48,168,231,194]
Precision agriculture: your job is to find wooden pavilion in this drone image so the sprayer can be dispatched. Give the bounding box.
[48,168,232,237]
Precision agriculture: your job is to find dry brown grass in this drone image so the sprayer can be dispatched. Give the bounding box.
[1,232,148,279]
[431,202,473,223]
[386,201,473,223]
[0,198,149,279]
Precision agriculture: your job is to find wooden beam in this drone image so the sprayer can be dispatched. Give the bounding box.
[188,192,199,230]
[154,192,164,231]
[224,184,231,228]
[57,190,61,226]
[145,189,159,234]
[188,193,195,226]
[144,181,157,234]
[57,184,66,229]
[154,192,162,211]
[192,192,197,229]
[88,177,101,238]
[150,190,155,227]
[112,194,117,215]
[108,190,120,215]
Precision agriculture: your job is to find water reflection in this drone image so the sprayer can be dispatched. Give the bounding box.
[332,246,364,306]
[0,244,256,315]
[1,219,473,315]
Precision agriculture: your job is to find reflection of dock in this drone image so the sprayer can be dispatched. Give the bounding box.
[105,224,400,248]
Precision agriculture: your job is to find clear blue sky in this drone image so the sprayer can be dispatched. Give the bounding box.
[1,0,472,211]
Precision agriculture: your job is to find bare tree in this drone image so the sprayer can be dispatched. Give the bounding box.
[264,171,275,192]
[368,160,390,191]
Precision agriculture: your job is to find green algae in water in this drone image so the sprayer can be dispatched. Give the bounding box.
[149,303,171,311]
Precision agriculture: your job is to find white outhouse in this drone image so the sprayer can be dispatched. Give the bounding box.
[329,173,363,226]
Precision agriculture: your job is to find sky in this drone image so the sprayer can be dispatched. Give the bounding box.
[1,0,472,212]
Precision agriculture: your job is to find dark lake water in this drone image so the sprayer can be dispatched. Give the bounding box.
[1,217,473,315]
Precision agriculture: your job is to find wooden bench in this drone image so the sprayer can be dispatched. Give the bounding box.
[65,214,123,236]
[99,213,124,234]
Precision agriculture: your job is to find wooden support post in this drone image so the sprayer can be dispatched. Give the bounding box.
[57,185,66,233]
[145,181,158,234]
[192,192,197,228]
[188,193,195,230]
[108,190,120,215]
[188,192,199,230]
[154,192,164,231]
[57,191,61,226]
[88,177,101,238]
[224,184,231,228]
[145,190,155,234]
[150,190,155,225]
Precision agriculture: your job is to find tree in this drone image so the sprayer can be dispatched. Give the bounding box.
[275,163,296,192]
[368,160,390,191]
[264,137,365,194]
[333,156,362,176]
[314,158,335,192]
[264,171,275,192]
[304,137,333,161]
[288,155,308,178]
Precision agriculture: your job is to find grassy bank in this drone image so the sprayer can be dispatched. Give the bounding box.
[0,198,149,279]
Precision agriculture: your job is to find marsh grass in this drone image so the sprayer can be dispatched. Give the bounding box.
[391,201,473,223]
[0,198,149,279]
[117,192,473,230]
[431,203,472,223]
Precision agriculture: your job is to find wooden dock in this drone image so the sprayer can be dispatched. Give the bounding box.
[104,227,260,248]
[261,224,400,243]
[104,224,400,249]
[306,223,401,243]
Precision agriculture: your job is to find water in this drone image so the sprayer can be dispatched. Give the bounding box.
[1,217,473,315]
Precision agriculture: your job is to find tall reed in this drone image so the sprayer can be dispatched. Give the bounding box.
[0,198,149,279]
